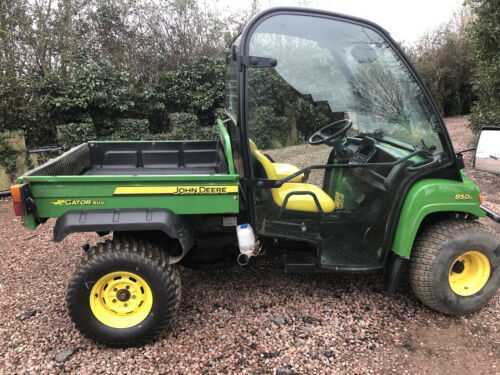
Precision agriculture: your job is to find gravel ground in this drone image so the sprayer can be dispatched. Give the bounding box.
[0,117,499,374]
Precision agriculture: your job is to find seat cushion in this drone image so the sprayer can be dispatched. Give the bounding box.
[272,183,335,213]
[273,163,304,182]
[249,139,333,213]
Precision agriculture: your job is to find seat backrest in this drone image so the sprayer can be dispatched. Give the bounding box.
[249,140,278,179]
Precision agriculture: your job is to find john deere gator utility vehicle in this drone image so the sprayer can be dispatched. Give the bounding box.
[10,8,500,347]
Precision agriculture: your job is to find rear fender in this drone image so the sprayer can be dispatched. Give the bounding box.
[53,208,194,264]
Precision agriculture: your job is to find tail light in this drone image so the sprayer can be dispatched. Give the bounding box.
[10,184,28,216]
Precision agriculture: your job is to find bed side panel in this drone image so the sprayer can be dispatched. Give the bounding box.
[26,175,240,217]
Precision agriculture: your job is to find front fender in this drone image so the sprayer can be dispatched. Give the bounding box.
[392,174,485,259]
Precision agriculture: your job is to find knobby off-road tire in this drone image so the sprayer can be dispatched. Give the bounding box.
[67,237,181,347]
[410,219,499,315]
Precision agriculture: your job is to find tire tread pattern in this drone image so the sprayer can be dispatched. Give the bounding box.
[409,219,497,314]
[67,237,181,347]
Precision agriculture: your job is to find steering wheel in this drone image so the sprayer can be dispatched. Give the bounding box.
[308,119,353,145]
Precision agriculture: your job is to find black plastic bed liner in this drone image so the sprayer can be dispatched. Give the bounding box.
[26,140,229,177]
[84,167,218,176]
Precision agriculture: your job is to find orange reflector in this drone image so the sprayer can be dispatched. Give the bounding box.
[10,184,24,216]
[10,184,22,202]
[479,193,485,205]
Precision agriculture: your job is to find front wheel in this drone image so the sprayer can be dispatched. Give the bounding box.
[410,220,499,315]
[67,238,181,347]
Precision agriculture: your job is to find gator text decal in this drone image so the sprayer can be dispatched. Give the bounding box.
[51,199,105,206]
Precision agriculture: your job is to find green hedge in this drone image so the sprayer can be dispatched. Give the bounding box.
[0,134,19,178]
[109,119,150,140]
[168,113,212,140]
[0,57,225,148]
[56,122,97,149]
[469,0,500,132]
[55,115,214,147]
[249,106,289,149]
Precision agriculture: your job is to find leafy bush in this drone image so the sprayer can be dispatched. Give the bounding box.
[0,74,55,148]
[0,0,235,148]
[158,58,225,123]
[109,119,150,140]
[9,56,224,147]
[56,122,97,149]
[0,132,21,178]
[469,0,500,131]
[168,113,212,140]
[248,106,288,149]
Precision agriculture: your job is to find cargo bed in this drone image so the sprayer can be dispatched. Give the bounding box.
[26,140,229,177]
[18,134,239,226]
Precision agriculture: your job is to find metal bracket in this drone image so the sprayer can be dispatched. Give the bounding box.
[481,205,500,223]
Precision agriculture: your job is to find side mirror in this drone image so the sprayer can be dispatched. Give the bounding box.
[474,127,500,175]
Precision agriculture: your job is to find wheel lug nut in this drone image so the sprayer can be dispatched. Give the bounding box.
[112,299,117,303]
[132,295,136,299]
[126,285,130,289]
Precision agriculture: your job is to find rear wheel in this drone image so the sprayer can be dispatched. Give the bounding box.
[410,219,499,315]
[67,238,181,347]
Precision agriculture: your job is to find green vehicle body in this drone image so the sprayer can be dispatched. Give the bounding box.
[16,118,485,262]
[11,7,491,288]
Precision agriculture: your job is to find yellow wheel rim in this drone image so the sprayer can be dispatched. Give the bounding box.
[90,271,153,329]
[449,251,491,297]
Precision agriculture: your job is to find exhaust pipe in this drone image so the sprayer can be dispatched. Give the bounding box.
[237,253,250,266]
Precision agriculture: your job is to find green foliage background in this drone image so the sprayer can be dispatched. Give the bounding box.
[0,0,238,150]
[0,55,226,148]
[405,8,474,117]
[468,0,500,131]
[0,0,499,159]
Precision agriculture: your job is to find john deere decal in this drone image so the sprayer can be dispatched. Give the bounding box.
[113,185,238,195]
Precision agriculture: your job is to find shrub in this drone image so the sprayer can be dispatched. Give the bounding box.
[168,113,212,140]
[158,57,225,123]
[110,119,150,140]
[0,132,21,179]
[56,122,97,149]
[248,106,288,149]
[469,0,500,132]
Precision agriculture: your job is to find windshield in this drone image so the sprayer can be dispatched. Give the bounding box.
[246,14,444,152]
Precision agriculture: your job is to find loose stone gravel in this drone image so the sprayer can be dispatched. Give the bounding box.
[0,118,498,374]
[54,348,76,364]
[16,309,39,322]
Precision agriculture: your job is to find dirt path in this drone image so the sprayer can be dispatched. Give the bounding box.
[0,117,498,374]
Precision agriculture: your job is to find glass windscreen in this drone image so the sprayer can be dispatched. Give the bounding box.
[247,14,444,154]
